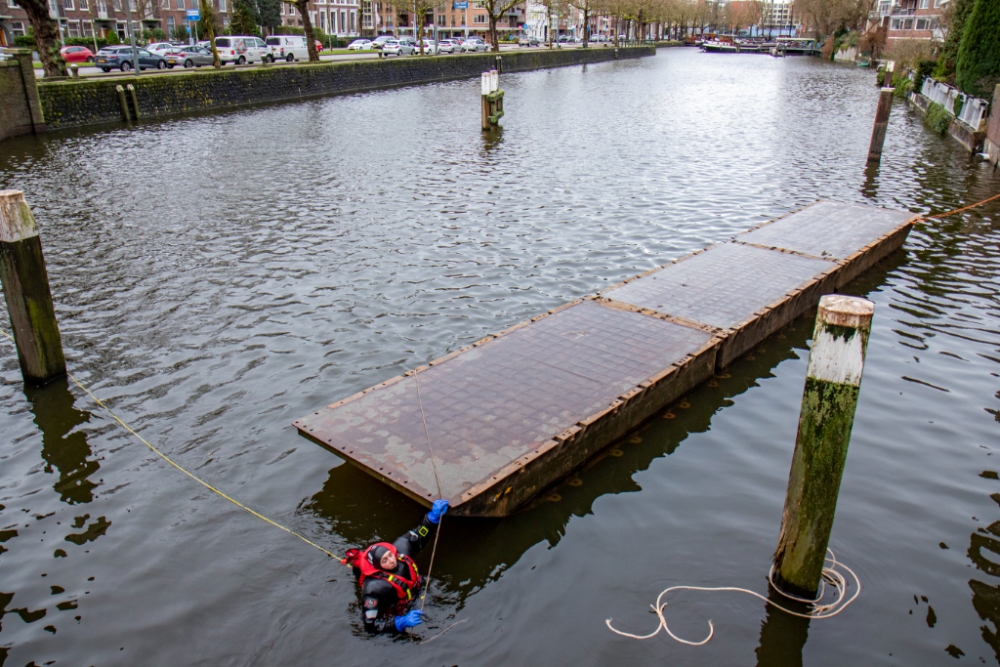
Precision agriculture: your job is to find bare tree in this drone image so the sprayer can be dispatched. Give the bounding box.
[282,0,320,60]
[569,0,597,44]
[482,0,514,50]
[17,0,68,76]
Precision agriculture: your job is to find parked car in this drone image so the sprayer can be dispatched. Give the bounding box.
[146,42,176,56]
[420,39,438,54]
[348,38,373,50]
[265,35,309,62]
[371,35,394,50]
[437,39,456,53]
[517,35,539,47]
[381,39,416,56]
[164,45,214,68]
[60,45,94,63]
[94,45,167,72]
[214,35,267,65]
[461,37,488,52]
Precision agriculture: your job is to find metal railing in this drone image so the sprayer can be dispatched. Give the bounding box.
[920,76,989,129]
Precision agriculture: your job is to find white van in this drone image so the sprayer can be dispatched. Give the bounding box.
[265,35,309,62]
[214,35,267,65]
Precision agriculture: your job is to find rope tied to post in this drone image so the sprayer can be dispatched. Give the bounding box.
[927,192,1000,219]
[605,549,861,645]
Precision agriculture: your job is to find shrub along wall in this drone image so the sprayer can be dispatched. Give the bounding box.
[37,46,654,130]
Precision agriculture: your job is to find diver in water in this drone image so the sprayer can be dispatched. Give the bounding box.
[342,499,449,633]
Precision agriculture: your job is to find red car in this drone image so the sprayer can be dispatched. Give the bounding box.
[60,45,95,63]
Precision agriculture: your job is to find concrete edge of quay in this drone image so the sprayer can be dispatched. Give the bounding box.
[23,46,654,133]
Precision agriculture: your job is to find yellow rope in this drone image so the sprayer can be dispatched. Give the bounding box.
[0,328,344,563]
[928,192,1000,219]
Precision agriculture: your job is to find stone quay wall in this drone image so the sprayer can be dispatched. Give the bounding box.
[35,46,654,131]
[0,50,46,142]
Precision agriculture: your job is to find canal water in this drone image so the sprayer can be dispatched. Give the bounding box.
[1,48,998,666]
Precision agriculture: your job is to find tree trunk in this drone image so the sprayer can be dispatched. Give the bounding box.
[417,10,424,53]
[488,13,498,51]
[21,0,68,77]
[202,0,220,66]
[297,0,319,61]
[547,4,553,48]
[581,6,588,46]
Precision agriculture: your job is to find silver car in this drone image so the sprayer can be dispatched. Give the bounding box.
[382,40,416,56]
[165,45,215,69]
[437,39,456,53]
[461,38,488,52]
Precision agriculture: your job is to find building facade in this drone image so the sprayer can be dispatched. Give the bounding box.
[280,0,359,36]
[0,0,243,45]
[875,0,946,45]
[358,0,523,40]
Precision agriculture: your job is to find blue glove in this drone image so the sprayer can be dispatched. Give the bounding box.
[394,609,424,632]
[427,499,449,524]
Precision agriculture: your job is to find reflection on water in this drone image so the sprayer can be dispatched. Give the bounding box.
[26,377,99,505]
[0,47,998,665]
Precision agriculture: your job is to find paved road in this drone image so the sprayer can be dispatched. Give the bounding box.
[33,42,605,79]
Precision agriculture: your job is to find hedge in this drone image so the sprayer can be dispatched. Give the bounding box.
[955,0,1000,97]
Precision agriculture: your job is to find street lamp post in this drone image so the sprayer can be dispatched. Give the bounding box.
[123,0,140,76]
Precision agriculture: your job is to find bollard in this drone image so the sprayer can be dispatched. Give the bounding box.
[772,295,873,599]
[481,72,491,131]
[116,85,131,122]
[127,84,141,120]
[70,64,79,78]
[481,69,503,131]
[0,191,66,386]
[866,87,894,164]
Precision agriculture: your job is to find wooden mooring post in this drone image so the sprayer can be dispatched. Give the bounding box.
[867,87,894,164]
[772,295,873,599]
[0,191,66,385]
[481,69,504,131]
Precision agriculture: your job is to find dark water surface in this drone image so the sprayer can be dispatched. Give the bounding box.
[1,48,998,666]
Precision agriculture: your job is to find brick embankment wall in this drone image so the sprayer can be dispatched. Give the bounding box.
[37,46,654,131]
[985,84,1000,166]
[0,50,46,142]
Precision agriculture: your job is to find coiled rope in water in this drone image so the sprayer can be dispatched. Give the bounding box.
[0,328,345,562]
[605,549,860,645]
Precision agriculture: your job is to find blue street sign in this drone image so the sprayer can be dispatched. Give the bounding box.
[186,8,200,20]
[453,1,468,8]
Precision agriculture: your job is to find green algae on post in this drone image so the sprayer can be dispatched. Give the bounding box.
[0,190,67,385]
[773,294,874,599]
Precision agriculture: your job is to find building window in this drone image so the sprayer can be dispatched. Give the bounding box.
[918,0,928,7]
[83,20,94,34]
[879,1,890,14]
[218,0,226,11]
[79,0,88,8]
[64,0,74,9]
[12,21,26,36]
[890,18,901,28]
[473,13,485,22]
[349,10,355,31]
[903,17,913,28]
[915,17,927,28]
[167,14,175,31]
[67,20,80,35]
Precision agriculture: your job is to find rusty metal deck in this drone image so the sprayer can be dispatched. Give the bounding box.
[296,201,919,517]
